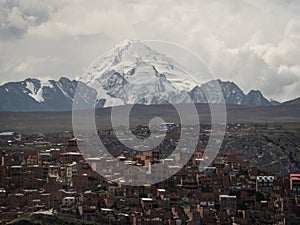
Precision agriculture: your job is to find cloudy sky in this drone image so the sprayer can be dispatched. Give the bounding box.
[0,0,300,102]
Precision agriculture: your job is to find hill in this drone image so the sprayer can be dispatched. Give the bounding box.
[0,103,299,133]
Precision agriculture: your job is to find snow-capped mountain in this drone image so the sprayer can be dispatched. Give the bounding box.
[189,80,245,105]
[80,40,197,106]
[0,40,284,111]
[80,40,274,108]
[0,77,96,112]
[189,80,272,106]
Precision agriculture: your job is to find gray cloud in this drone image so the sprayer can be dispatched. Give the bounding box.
[0,0,61,39]
[0,0,299,102]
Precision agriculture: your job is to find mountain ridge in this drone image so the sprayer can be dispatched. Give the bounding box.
[0,76,297,112]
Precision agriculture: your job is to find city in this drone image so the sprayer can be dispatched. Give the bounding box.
[0,123,299,224]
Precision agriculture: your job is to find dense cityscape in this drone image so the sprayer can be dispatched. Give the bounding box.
[0,123,299,225]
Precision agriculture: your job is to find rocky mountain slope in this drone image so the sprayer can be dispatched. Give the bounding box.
[0,77,96,112]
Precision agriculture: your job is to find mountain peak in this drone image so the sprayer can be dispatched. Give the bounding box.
[24,78,40,83]
[243,89,271,106]
[115,39,139,49]
[81,40,199,106]
[247,89,262,95]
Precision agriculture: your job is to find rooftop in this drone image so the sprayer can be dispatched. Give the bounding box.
[0,132,15,136]
[141,198,153,202]
[257,176,275,182]
[219,195,237,199]
[61,152,82,156]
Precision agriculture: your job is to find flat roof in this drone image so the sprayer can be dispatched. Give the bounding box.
[101,208,114,211]
[0,132,15,136]
[157,189,166,192]
[61,152,82,155]
[15,193,24,197]
[141,198,153,201]
[219,195,237,199]
[257,176,275,181]
[86,157,101,161]
[64,197,75,199]
[11,165,22,168]
[290,174,300,177]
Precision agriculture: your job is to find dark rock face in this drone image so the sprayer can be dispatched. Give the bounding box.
[0,77,96,112]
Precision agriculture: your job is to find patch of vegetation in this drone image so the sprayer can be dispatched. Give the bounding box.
[7,213,101,225]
